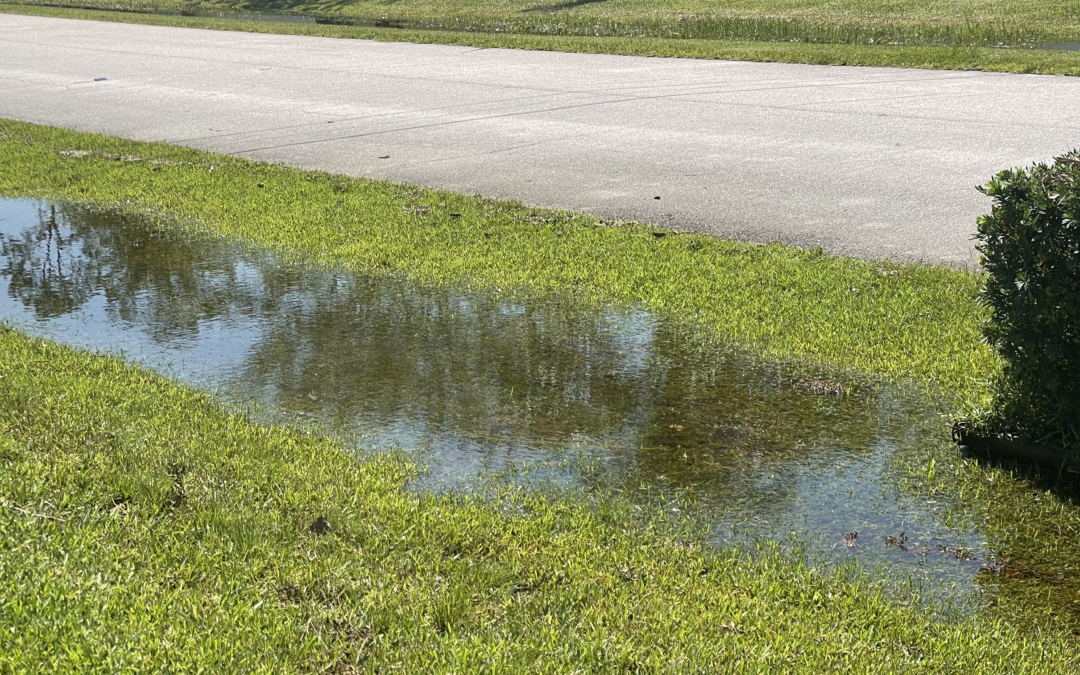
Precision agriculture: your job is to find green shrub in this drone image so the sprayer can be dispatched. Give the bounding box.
[975,150,1080,448]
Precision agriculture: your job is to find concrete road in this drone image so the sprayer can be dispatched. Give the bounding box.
[3,14,1079,266]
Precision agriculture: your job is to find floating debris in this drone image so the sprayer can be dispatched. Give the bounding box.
[980,559,1008,575]
[938,544,976,561]
[884,532,909,551]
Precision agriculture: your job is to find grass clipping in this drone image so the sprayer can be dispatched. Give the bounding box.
[0,326,1077,672]
[0,120,996,401]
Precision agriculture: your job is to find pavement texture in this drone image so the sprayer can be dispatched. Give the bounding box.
[2,14,1080,266]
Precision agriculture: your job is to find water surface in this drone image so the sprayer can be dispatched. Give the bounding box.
[0,199,991,605]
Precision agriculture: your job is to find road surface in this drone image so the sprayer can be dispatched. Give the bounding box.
[3,13,1080,266]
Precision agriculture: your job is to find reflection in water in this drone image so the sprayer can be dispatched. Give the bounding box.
[0,199,986,604]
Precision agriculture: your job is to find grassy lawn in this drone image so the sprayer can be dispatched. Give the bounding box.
[2,325,1079,672]
[3,1,1080,74]
[6,118,1080,660]
[7,119,1080,666]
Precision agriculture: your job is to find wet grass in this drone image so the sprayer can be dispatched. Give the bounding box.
[3,325,1080,671]
[4,3,1080,75]
[6,123,1080,650]
[12,118,1080,634]
[888,439,1080,630]
[0,119,997,404]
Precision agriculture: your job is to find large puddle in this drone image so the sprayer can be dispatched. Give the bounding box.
[1,199,994,606]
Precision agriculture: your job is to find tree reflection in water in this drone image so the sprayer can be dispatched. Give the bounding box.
[0,199,984,595]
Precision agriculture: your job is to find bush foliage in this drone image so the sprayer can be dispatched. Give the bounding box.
[976,151,1080,447]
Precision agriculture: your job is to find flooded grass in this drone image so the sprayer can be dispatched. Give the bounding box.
[0,121,996,401]
[6,198,1080,633]
[5,3,1080,75]
[896,448,1080,628]
[0,198,991,598]
[3,326,1080,671]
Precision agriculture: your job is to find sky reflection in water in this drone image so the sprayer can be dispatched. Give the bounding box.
[0,198,988,606]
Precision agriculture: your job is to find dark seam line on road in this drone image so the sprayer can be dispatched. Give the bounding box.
[325,69,898,97]
[170,68,977,145]
[172,90,610,143]
[0,74,159,100]
[767,90,983,108]
[215,95,791,153]
[172,70,1005,149]
[341,66,1001,99]
[396,131,595,168]
[43,41,992,110]
[674,93,1079,131]
[215,71,1023,154]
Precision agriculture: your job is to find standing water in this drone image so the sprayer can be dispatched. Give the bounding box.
[1,199,994,607]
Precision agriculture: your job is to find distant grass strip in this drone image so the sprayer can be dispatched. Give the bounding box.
[4,4,1080,75]
[7,0,1080,48]
[1,326,1077,671]
[0,119,996,399]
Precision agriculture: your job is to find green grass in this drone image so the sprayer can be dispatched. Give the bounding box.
[0,119,998,405]
[4,2,1080,75]
[9,0,1080,46]
[5,120,1080,663]
[895,442,1080,630]
[3,324,1080,672]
